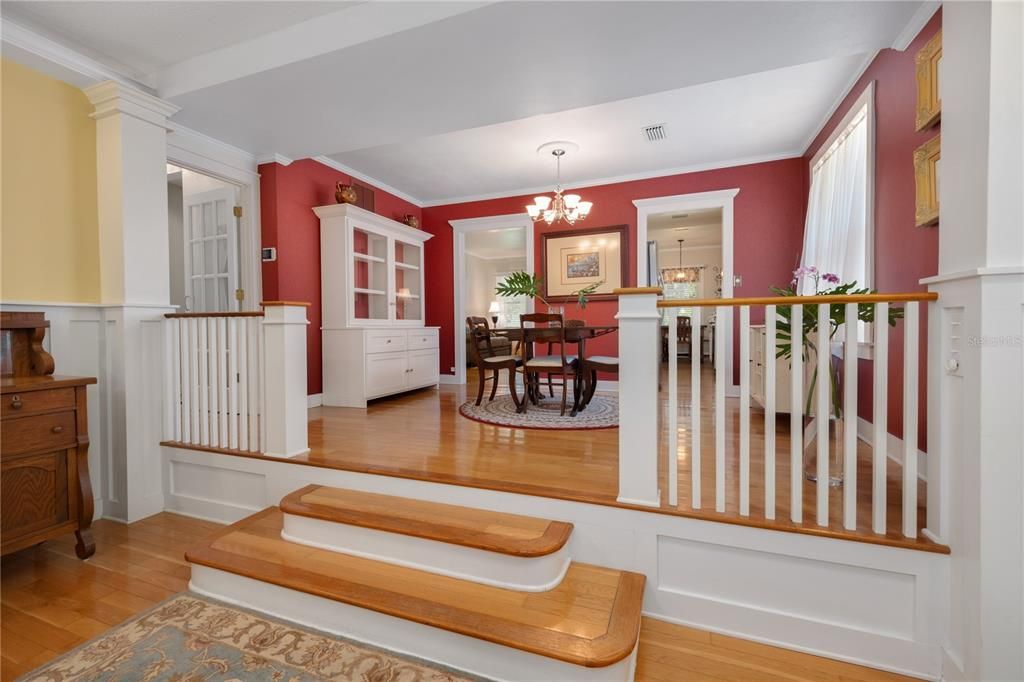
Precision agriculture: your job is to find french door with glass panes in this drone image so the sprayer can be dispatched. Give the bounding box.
[183,187,239,312]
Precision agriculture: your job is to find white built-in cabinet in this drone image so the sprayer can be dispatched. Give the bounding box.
[749,324,821,416]
[314,203,439,408]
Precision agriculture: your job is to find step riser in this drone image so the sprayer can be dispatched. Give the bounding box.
[281,512,572,591]
[189,565,638,682]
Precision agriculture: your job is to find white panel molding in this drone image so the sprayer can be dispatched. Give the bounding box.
[312,156,424,207]
[164,445,949,679]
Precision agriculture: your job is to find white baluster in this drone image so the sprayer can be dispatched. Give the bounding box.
[715,306,727,513]
[208,318,220,448]
[902,302,919,537]
[218,317,229,447]
[238,318,250,451]
[170,319,182,442]
[667,308,679,507]
[691,306,702,510]
[739,305,751,516]
[790,304,803,524]
[764,305,776,520]
[843,302,858,530]
[228,318,239,450]
[816,303,830,527]
[189,318,200,444]
[873,302,889,534]
[257,312,266,453]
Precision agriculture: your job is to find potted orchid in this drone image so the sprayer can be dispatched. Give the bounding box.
[772,266,904,486]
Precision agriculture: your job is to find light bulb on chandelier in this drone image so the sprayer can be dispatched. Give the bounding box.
[526,144,593,225]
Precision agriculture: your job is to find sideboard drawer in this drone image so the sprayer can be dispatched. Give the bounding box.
[2,411,76,455]
[407,328,439,350]
[2,388,75,418]
[366,331,407,354]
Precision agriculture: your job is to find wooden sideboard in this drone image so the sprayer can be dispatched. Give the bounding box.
[1,311,97,559]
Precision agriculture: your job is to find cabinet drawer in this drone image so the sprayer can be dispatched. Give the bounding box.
[2,412,76,455]
[407,328,439,350]
[2,388,75,418]
[366,331,407,354]
[365,351,409,398]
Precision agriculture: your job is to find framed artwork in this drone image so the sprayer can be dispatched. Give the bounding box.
[540,225,628,302]
[914,135,940,227]
[915,30,942,131]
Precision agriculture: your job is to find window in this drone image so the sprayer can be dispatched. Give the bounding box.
[494,274,528,327]
[661,281,698,322]
[801,83,874,342]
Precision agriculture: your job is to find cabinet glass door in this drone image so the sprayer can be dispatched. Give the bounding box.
[393,240,422,322]
[353,227,389,321]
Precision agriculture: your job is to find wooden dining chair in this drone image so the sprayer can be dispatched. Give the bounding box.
[677,316,693,358]
[544,318,584,397]
[466,317,520,407]
[578,354,618,414]
[519,313,579,416]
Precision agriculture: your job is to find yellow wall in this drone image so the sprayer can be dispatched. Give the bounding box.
[1,59,100,303]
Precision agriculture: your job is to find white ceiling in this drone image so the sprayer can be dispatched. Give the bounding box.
[2,0,933,205]
[649,208,723,250]
[465,227,527,261]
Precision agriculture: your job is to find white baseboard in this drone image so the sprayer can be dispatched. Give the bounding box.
[307,393,323,408]
[856,417,928,481]
[439,375,462,385]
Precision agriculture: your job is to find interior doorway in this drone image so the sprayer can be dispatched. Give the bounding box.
[167,164,243,313]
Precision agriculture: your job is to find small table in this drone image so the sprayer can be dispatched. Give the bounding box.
[492,325,618,414]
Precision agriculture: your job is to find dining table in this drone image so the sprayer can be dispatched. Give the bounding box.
[490,324,618,415]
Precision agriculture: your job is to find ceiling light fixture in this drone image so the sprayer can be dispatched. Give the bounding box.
[526,144,592,225]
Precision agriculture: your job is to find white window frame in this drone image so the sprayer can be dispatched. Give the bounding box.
[808,81,876,358]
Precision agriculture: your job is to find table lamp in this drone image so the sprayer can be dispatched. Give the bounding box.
[488,301,501,326]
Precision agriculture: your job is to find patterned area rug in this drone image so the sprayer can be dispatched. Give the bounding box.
[19,593,480,682]
[459,391,618,430]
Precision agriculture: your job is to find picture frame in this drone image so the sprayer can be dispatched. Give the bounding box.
[540,225,628,303]
[914,135,940,227]
[915,30,942,131]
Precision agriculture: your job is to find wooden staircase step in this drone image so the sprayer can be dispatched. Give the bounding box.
[186,508,644,669]
[280,484,573,557]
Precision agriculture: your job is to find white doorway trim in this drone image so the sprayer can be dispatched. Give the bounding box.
[167,125,263,311]
[634,188,740,395]
[450,213,534,385]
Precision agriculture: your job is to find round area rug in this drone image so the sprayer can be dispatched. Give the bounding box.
[459,391,618,430]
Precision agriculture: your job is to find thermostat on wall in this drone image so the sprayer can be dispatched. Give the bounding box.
[261,247,277,262]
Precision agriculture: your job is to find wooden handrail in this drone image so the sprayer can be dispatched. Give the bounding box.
[657,292,938,308]
[164,311,265,319]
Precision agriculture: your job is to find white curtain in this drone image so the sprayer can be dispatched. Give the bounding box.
[799,108,868,295]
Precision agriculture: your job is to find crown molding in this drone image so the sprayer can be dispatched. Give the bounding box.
[84,80,180,126]
[799,51,878,157]
[257,154,294,167]
[0,17,151,91]
[891,1,941,51]
[419,152,796,208]
[311,156,425,207]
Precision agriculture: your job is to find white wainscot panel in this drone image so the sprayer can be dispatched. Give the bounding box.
[655,535,916,639]
[167,459,266,523]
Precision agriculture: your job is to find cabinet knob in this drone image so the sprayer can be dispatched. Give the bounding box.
[386,339,391,343]
[52,425,64,434]
[10,396,22,410]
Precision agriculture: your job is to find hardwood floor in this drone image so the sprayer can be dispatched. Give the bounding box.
[234,364,941,552]
[0,512,919,681]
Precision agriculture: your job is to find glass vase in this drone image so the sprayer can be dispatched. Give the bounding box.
[803,360,845,487]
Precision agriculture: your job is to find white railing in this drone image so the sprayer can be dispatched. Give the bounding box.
[162,302,310,459]
[617,289,938,539]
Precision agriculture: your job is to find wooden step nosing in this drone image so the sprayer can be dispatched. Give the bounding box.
[280,485,573,557]
[185,508,643,668]
[189,564,640,680]
[279,514,572,592]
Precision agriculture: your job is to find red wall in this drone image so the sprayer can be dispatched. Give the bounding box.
[422,158,808,377]
[259,158,422,394]
[802,9,941,447]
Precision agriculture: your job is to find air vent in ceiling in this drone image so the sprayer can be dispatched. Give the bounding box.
[642,123,668,142]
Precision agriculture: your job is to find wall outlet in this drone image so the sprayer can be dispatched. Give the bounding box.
[261,247,277,262]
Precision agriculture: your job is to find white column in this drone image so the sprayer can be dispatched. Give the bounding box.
[261,303,311,458]
[615,290,662,507]
[926,3,1024,680]
[84,81,179,522]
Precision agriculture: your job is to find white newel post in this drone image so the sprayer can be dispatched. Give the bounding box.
[261,303,311,458]
[84,81,179,523]
[615,289,662,507]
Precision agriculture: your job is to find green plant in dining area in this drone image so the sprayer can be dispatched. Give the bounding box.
[495,271,604,313]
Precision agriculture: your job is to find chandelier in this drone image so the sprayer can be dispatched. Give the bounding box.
[526,146,592,225]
